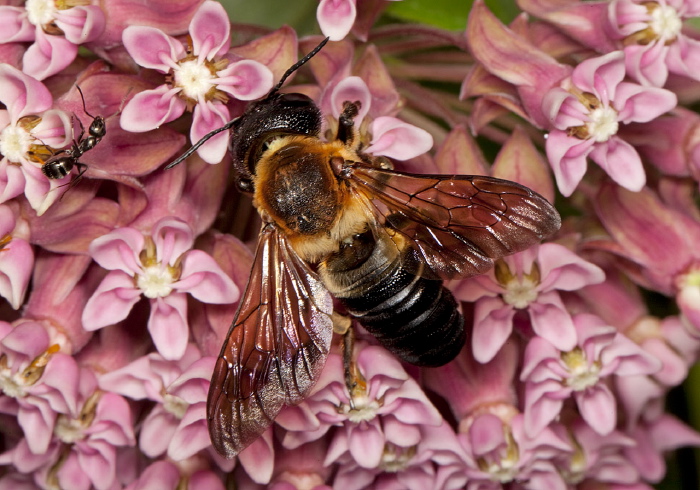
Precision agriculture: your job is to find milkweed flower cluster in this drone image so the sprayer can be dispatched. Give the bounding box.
[0,0,699,488]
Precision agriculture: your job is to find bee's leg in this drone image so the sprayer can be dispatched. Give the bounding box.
[340,324,358,406]
[336,100,361,145]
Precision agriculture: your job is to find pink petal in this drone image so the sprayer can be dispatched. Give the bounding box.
[98,357,162,401]
[317,0,356,41]
[54,6,105,44]
[148,294,189,360]
[140,407,177,457]
[523,380,566,436]
[151,217,194,266]
[667,35,700,81]
[614,82,677,123]
[0,64,52,119]
[82,271,141,331]
[537,243,605,292]
[588,136,646,192]
[32,109,72,149]
[330,76,371,121]
[119,85,186,133]
[0,236,33,309]
[365,117,433,160]
[89,227,144,275]
[468,413,505,455]
[528,291,577,352]
[0,163,25,204]
[216,59,274,101]
[545,129,592,196]
[238,433,275,484]
[576,385,617,435]
[347,422,385,468]
[122,26,184,72]
[570,52,626,104]
[190,102,229,164]
[190,0,230,59]
[22,30,78,81]
[472,297,515,363]
[175,250,239,304]
[17,399,56,454]
[167,404,210,460]
[0,7,35,43]
[383,416,422,446]
[624,42,669,87]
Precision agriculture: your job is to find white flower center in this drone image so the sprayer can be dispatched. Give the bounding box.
[25,0,57,27]
[163,393,188,419]
[174,60,216,100]
[586,105,619,143]
[341,392,381,423]
[0,124,34,163]
[0,368,28,398]
[502,276,539,309]
[137,264,175,298]
[54,414,86,444]
[649,4,682,40]
[562,348,601,391]
[484,454,518,483]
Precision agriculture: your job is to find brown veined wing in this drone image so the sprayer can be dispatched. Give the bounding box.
[343,164,561,280]
[207,224,334,458]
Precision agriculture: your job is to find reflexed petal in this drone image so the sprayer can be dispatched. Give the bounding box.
[32,109,72,149]
[545,129,592,196]
[523,380,567,436]
[139,407,177,457]
[624,42,669,87]
[54,6,105,44]
[120,86,186,133]
[0,236,32,309]
[190,102,229,164]
[575,385,616,435]
[22,31,78,81]
[528,291,577,352]
[151,217,194,266]
[122,26,184,72]
[347,422,384,468]
[175,250,239,303]
[148,294,189,360]
[570,52,625,104]
[0,7,34,43]
[167,404,210,460]
[215,59,273,101]
[317,0,356,41]
[190,0,230,59]
[537,243,605,292]
[0,64,52,119]
[365,117,433,160]
[614,82,677,123]
[589,137,645,192]
[89,227,144,275]
[472,297,515,363]
[82,271,141,330]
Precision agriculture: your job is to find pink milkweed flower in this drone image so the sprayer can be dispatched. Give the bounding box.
[277,343,444,470]
[609,0,700,87]
[119,0,274,164]
[440,412,572,490]
[590,182,700,334]
[327,76,433,160]
[543,51,677,196]
[453,243,605,363]
[521,313,662,437]
[0,63,73,214]
[0,321,79,456]
[0,203,33,309]
[550,418,640,487]
[98,344,206,459]
[0,0,105,80]
[124,460,225,490]
[82,216,239,360]
[1,369,135,490]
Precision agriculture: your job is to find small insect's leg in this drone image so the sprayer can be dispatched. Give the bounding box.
[336,100,361,145]
[57,162,88,197]
[72,113,85,143]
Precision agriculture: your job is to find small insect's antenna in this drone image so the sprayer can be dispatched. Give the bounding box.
[164,117,239,170]
[75,85,96,120]
[265,37,330,100]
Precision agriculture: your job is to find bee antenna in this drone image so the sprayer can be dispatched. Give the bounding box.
[164,117,239,170]
[266,37,330,99]
[75,85,96,120]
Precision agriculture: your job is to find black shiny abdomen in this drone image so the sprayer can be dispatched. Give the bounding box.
[321,233,465,367]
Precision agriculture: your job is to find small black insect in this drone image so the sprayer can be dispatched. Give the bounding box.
[41,85,107,185]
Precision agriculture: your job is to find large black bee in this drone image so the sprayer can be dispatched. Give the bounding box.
[167,38,561,458]
[41,86,106,184]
